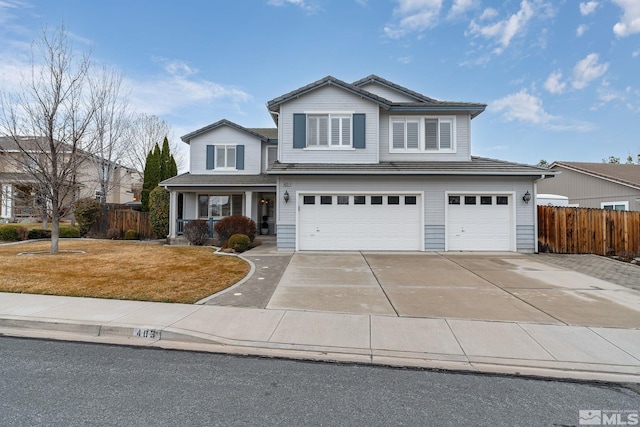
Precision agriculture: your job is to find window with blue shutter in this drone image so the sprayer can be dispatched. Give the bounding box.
[293,114,306,149]
[353,113,365,149]
[206,145,215,170]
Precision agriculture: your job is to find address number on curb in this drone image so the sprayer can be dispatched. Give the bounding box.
[133,328,161,340]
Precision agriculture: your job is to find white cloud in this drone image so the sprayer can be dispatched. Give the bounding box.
[128,59,252,117]
[447,0,478,19]
[633,49,640,58]
[576,24,588,37]
[478,8,498,21]
[544,71,566,94]
[491,90,555,124]
[571,53,609,90]
[383,0,442,39]
[612,0,640,37]
[490,90,595,131]
[466,0,552,55]
[267,0,318,13]
[579,1,598,16]
[397,55,413,64]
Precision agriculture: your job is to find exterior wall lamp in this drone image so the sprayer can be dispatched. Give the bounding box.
[522,191,531,204]
[283,190,290,204]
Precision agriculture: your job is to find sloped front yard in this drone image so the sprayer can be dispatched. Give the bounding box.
[0,240,250,304]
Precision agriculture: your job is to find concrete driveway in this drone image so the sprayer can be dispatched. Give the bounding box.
[266,252,640,329]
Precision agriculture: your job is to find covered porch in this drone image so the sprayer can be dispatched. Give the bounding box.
[160,173,277,241]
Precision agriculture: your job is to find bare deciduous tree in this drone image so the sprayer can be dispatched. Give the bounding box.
[125,113,178,174]
[90,65,130,204]
[0,25,97,253]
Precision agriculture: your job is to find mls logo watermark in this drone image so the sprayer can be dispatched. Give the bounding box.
[579,410,639,426]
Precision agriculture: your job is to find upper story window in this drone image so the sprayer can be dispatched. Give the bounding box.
[389,116,455,153]
[307,114,351,147]
[266,146,277,169]
[392,119,420,150]
[293,113,365,150]
[206,144,244,171]
[216,145,236,169]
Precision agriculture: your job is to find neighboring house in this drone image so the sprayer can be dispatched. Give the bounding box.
[0,136,142,221]
[162,75,553,252]
[537,161,640,211]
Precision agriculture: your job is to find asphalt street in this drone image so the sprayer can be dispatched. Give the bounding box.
[1,337,638,427]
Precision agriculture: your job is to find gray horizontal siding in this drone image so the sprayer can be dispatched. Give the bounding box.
[425,225,445,251]
[516,225,535,253]
[277,224,296,251]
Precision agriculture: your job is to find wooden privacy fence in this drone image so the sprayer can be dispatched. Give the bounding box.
[92,207,153,239]
[537,205,640,256]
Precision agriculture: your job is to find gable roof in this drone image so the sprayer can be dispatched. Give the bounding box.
[180,119,275,143]
[266,75,486,122]
[551,161,640,190]
[269,156,554,177]
[352,74,437,103]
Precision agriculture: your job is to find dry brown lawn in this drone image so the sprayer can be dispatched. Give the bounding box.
[0,240,250,303]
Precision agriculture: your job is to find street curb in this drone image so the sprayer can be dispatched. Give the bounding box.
[2,317,639,384]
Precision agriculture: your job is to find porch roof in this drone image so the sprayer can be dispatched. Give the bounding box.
[160,173,276,188]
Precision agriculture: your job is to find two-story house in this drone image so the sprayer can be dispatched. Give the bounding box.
[162,75,553,252]
[0,136,142,221]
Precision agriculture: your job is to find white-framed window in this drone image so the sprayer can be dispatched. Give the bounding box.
[266,146,277,169]
[389,116,456,153]
[601,201,628,211]
[215,145,236,169]
[198,194,243,218]
[307,114,351,147]
[392,119,420,150]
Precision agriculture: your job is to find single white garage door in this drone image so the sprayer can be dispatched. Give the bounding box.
[447,194,514,251]
[298,194,422,251]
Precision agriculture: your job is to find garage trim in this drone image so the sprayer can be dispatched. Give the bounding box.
[444,191,517,252]
[295,190,425,251]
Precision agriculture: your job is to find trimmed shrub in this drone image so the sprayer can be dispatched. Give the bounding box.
[107,228,120,240]
[124,229,139,240]
[59,226,80,238]
[227,233,250,253]
[214,215,256,243]
[28,228,52,240]
[73,198,101,236]
[149,186,170,238]
[184,220,209,246]
[0,224,28,241]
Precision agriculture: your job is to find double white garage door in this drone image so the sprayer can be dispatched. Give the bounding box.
[297,193,514,251]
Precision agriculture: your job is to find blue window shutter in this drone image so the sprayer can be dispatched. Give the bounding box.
[206,145,215,169]
[236,145,245,170]
[293,114,306,149]
[353,114,365,149]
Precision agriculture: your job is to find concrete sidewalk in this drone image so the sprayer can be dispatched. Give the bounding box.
[1,292,639,383]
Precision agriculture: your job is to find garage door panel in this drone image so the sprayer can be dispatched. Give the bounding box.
[299,194,421,251]
[447,195,513,251]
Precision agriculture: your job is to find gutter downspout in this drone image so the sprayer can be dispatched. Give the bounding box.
[533,174,546,253]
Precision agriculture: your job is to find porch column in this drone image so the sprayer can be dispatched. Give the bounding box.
[168,190,178,238]
[245,191,253,220]
[1,184,12,219]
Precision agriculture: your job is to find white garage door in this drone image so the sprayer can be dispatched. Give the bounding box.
[447,194,514,251]
[298,194,422,251]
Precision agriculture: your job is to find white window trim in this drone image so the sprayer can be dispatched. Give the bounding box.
[304,112,354,150]
[600,201,629,211]
[389,115,456,154]
[215,145,237,170]
[265,146,277,170]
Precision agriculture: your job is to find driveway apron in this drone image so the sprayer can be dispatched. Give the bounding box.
[266,252,396,315]
[266,252,640,328]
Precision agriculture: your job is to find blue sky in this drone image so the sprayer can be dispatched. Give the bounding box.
[1,0,639,167]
